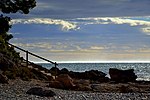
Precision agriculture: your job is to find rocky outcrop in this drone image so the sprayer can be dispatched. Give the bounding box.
[50,67,109,82]
[26,87,56,97]
[109,68,137,83]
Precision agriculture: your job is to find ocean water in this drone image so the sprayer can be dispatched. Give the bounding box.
[38,63,150,81]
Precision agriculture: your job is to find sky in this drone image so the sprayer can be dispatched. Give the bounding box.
[2,0,150,62]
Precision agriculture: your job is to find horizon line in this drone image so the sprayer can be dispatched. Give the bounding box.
[33,60,150,64]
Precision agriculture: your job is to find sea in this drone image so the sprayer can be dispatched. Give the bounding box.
[37,62,150,81]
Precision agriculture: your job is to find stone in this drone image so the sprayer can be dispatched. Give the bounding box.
[68,70,108,82]
[74,79,92,91]
[49,81,64,89]
[26,87,56,97]
[49,67,60,76]
[56,74,76,89]
[0,73,8,84]
[76,84,92,91]
[60,68,69,74]
[109,68,137,83]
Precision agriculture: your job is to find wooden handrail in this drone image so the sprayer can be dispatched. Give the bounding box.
[7,42,58,66]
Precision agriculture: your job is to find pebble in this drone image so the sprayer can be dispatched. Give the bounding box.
[0,79,150,100]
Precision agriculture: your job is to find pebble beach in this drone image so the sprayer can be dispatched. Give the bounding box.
[0,79,150,100]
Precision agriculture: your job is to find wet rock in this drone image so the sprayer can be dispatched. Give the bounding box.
[26,87,56,97]
[109,68,137,83]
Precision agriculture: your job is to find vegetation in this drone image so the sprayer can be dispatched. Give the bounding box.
[0,0,36,14]
[0,0,37,81]
[0,0,36,63]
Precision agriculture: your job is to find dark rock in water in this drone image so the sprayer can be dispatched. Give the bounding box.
[109,68,137,83]
[49,67,60,76]
[85,70,106,80]
[60,68,69,74]
[49,67,108,82]
[0,73,8,84]
[26,87,56,97]
[68,70,108,82]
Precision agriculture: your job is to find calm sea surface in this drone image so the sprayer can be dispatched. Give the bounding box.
[38,63,150,81]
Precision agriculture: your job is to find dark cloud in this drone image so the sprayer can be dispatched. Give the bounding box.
[2,0,150,19]
[33,0,150,18]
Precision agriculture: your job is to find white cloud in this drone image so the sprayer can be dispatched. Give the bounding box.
[13,42,52,49]
[76,17,150,26]
[75,17,150,34]
[8,32,20,35]
[11,18,79,31]
[141,27,150,34]
[90,46,105,50]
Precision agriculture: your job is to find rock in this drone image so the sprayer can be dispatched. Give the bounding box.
[49,74,76,90]
[26,87,56,97]
[60,68,69,74]
[31,68,50,81]
[49,81,64,89]
[85,70,107,80]
[74,79,91,85]
[76,84,92,91]
[56,74,76,89]
[49,67,60,76]
[68,70,108,82]
[0,73,8,84]
[109,68,137,83]
[74,79,92,91]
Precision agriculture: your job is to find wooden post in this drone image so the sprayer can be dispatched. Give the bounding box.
[55,62,57,79]
[26,50,28,67]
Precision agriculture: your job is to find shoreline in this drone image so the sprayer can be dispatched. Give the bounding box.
[0,79,150,100]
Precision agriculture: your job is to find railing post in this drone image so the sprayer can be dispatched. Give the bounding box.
[55,62,57,79]
[26,50,28,67]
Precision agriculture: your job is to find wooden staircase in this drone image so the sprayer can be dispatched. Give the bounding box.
[7,42,58,77]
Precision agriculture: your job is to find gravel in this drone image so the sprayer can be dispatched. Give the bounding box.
[0,79,150,100]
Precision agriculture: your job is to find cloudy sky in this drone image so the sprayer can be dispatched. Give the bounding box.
[3,0,150,62]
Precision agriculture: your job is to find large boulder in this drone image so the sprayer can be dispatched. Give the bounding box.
[109,68,137,83]
[49,74,76,90]
[0,73,8,84]
[55,74,75,89]
[26,87,56,97]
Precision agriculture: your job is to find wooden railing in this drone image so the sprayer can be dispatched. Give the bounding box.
[7,42,58,68]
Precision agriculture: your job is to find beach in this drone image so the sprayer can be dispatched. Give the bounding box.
[0,78,150,100]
